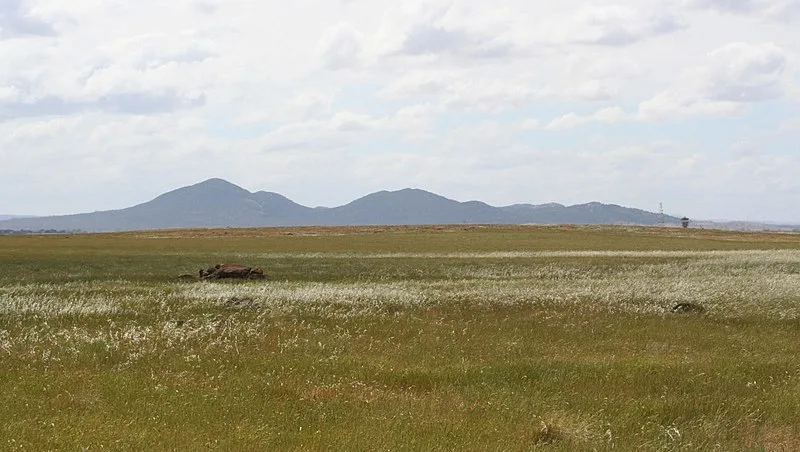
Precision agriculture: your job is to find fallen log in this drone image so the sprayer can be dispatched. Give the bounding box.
[199,263,266,280]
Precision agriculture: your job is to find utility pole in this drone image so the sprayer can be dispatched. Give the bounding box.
[659,202,665,226]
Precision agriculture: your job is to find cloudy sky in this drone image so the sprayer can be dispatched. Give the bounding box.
[1,0,799,222]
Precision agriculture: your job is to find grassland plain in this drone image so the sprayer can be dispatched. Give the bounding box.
[1,225,799,450]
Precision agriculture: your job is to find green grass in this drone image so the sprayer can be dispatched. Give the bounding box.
[1,225,799,450]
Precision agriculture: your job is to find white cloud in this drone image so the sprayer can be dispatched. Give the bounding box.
[540,41,790,127]
[253,103,442,154]
[379,70,456,99]
[318,23,364,70]
[439,77,547,112]
[567,5,687,46]
[701,42,787,102]
[0,85,23,103]
[393,7,513,58]
[686,0,800,21]
[330,110,378,132]
[190,0,220,14]
[380,70,542,111]
[637,41,790,120]
[637,91,746,121]
[369,0,515,60]
[391,103,439,135]
[544,107,629,131]
[0,0,57,38]
[279,91,335,123]
[380,68,624,113]
[0,24,215,119]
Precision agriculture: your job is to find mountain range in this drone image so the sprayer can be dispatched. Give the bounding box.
[0,178,684,232]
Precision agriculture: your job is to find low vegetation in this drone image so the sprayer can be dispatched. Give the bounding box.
[1,225,799,450]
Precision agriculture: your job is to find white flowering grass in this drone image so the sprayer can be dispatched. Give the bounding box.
[0,281,164,316]
[3,249,796,319]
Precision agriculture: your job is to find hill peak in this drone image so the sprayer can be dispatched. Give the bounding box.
[191,178,247,191]
[393,188,432,194]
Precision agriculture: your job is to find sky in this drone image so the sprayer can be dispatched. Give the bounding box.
[1,0,799,222]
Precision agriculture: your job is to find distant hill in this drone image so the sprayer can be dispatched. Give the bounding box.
[0,179,314,232]
[0,215,35,221]
[0,178,686,232]
[315,188,508,226]
[501,202,668,225]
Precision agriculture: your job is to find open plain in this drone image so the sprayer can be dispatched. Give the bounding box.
[1,225,799,450]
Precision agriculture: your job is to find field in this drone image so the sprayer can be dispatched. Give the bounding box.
[1,225,799,450]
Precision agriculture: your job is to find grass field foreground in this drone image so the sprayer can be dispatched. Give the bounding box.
[1,225,799,450]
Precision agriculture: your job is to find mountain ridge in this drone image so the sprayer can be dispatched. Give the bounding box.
[0,178,687,232]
